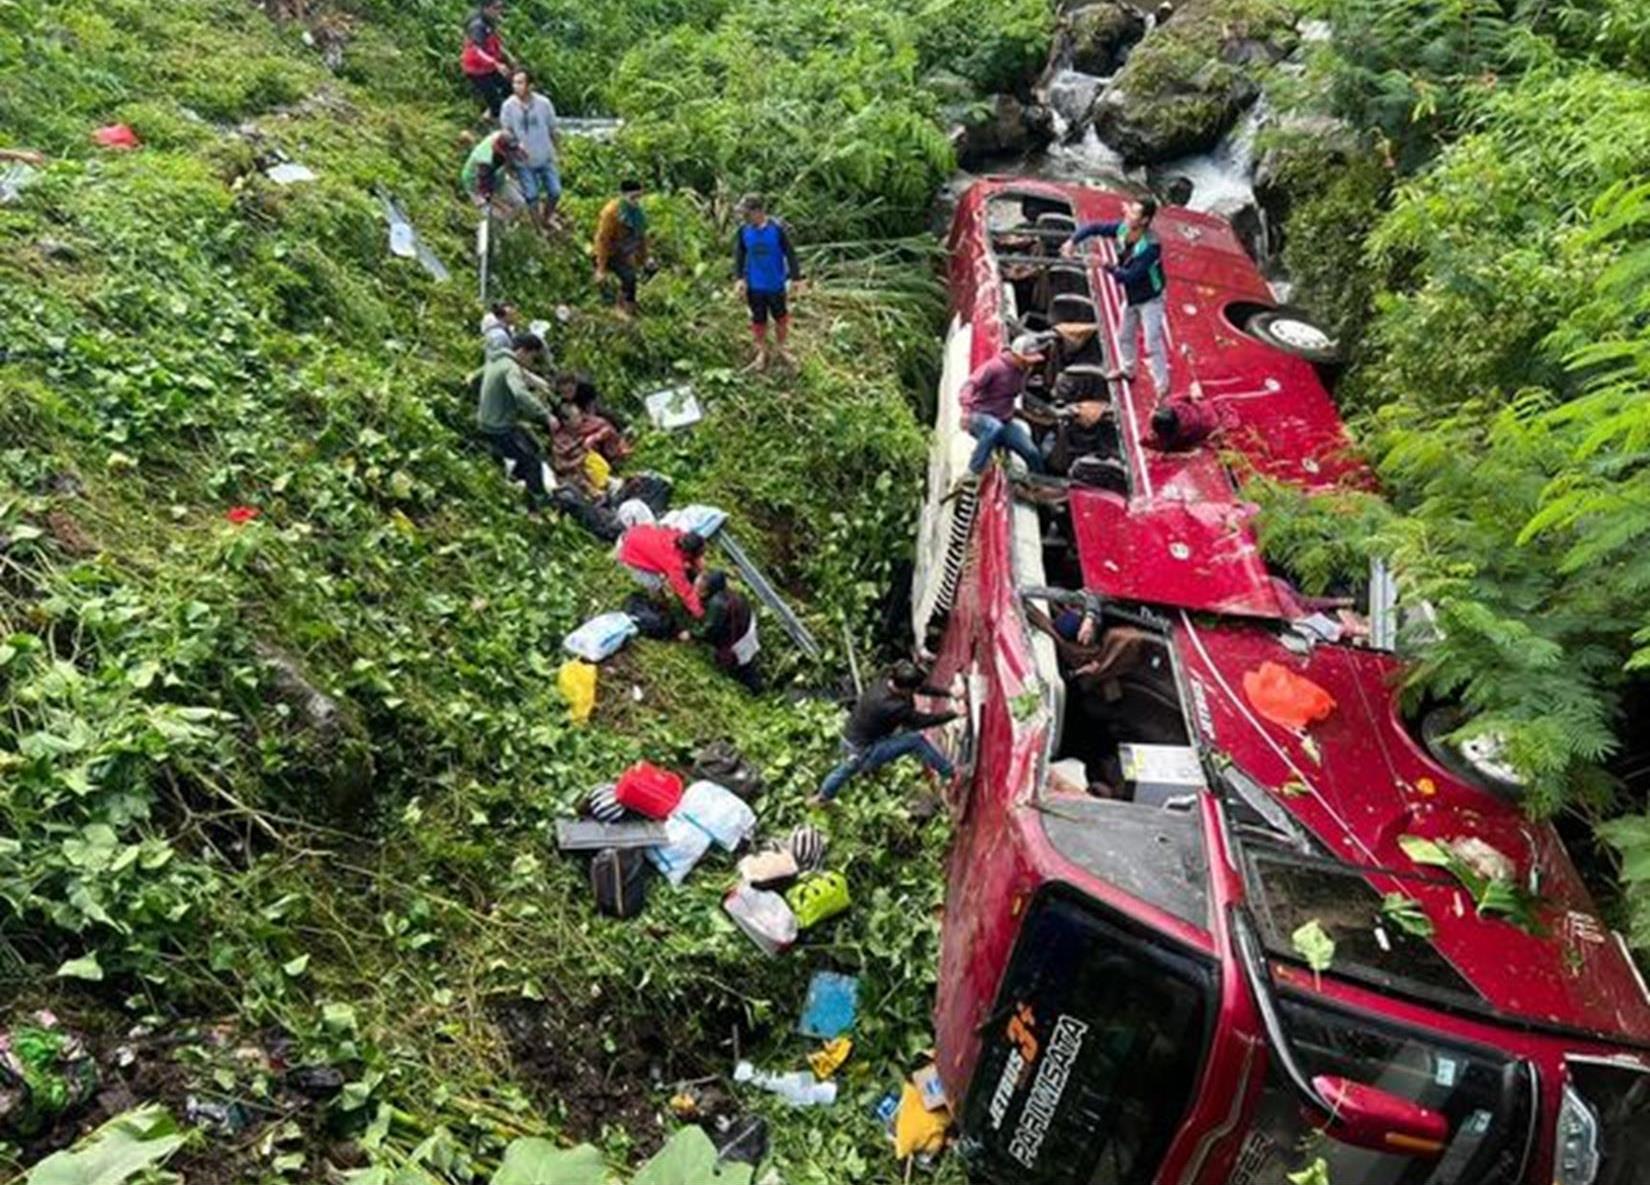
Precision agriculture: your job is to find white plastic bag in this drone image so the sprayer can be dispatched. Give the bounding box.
[724,886,798,955]
[646,813,714,886]
[661,504,728,539]
[562,612,639,662]
[679,780,757,851]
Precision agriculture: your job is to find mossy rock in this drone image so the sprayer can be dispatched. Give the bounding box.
[1060,2,1148,76]
[1091,0,1297,162]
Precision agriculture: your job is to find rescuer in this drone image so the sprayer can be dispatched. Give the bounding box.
[1062,196,1171,400]
[960,333,1049,477]
[810,662,961,806]
[732,193,804,372]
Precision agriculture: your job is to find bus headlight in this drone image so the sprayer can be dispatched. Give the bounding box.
[1554,1084,1600,1185]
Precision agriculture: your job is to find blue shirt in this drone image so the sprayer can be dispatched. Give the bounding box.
[735,219,801,293]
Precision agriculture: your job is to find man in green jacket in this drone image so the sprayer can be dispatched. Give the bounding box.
[461,129,521,218]
[477,333,557,511]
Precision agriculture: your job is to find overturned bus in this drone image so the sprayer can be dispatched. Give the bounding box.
[911,178,1650,1185]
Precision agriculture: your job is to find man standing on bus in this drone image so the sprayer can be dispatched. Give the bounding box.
[960,333,1048,477]
[1061,196,1170,400]
[810,662,961,806]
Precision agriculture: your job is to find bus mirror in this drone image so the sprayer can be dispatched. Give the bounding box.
[1313,1074,1449,1158]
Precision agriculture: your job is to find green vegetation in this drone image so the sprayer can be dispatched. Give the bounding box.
[0,0,1047,1178]
[1253,0,1650,937]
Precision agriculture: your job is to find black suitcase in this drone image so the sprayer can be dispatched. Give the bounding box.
[590,847,651,918]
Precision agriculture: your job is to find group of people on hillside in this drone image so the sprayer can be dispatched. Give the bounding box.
[458,5,803,347]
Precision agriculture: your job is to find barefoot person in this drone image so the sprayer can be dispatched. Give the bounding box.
[594,179,649,319]
[810,662,960,806]
[733,194,803,371]
[1062,196,1170,399]
[499,69,562,234]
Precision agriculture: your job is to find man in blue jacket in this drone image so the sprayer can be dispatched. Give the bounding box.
[733,193,803,371]
[1062,196,1170,399]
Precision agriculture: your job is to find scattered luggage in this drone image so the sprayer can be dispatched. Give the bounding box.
[677,780,756,851]
[723,886,798,955]
[563,612,639,663]
[555,818,668,852]
[797,971,858,1039]
[614,761,684,819]
[785,870,850,929]
[590,847,651,918]
[692,740,765,800]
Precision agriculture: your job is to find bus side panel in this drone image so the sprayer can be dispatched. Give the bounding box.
[934,475,1053,1101]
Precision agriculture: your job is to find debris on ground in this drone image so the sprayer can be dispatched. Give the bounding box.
[563,610,638,662]
[0,1012,99,1136]
[805,1037,852,1080]
[892,1079,951,1158]
[733,1061,837,1107]
[797,971,858,1040]
[913,1063,948,1111]
[591,846,652,918]
[0,163,38,204]
[692,740,765,801]
[91,124,139,151]
[264,161,317,185]
[376,190,450,282]
[21,1104,185,1185]
[735,847,798,888]
[644,384,703,431]
[615,761,685,819]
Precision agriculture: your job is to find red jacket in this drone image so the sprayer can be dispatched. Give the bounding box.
[461,12,505,77]
[618,525,704,617]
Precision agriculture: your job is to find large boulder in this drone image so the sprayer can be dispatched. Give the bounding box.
[1089,0,1296,163]
[1252,111,1361,243]
[257,643,375,817]
[1055,2,1148,77]
[951,93,1054,167]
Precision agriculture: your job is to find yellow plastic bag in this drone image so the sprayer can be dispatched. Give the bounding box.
[557,659,597,725]
[893,1080,950,1158]
[807,1037,853,1081]
[583,450,611,490]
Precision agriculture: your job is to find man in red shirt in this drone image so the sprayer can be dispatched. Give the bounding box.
[616,525,706,618]
[460,0,514,118]
[1144,397,1229,452]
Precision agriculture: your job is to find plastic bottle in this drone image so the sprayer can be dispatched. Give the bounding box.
[733,1061,838,1106]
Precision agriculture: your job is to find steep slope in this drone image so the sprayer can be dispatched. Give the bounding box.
[0,0,1051,1179]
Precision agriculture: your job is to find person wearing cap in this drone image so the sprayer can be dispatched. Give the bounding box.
[476,333,557,513]
[732,194,803,372]
[1062,196,1170,399]
[461,129,522,217]
[959,334,1048,477]
[695,569,762,692]
[460,0,515,118]
[594,179,649,318]
[810,662,961,806]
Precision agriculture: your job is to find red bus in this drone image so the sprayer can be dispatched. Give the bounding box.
[911,179,1650,1185]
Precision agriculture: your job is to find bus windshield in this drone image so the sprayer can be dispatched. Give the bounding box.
[1230,993,1536,1185]
[960,891,1217,1185]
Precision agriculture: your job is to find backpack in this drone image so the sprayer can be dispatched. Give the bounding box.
[623,592,676,640]
[590,847,651,918]
[691,740,765,800]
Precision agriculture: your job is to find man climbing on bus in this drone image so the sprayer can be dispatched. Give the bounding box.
[810,662,961,806]
[1061,196,1170,400]
[960,333,1048,478]
[732,193,803,372]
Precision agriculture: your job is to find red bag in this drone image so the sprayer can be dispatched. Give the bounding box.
[1242,661,1336,731]
[614,761,684,819]
[92,124,140,151]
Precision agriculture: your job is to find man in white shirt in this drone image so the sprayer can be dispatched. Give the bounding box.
[498,69,562,233]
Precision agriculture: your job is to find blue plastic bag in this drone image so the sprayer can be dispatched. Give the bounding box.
[797,970,859,1039]
[563,612,639,662]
